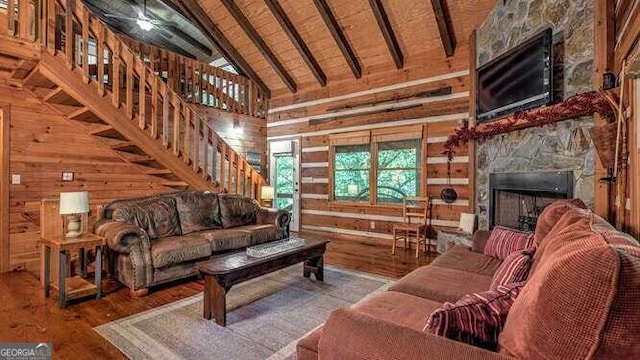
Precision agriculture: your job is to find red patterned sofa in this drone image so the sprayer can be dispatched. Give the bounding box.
[297,199,640,359]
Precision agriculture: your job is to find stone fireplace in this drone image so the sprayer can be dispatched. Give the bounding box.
[489,171,573,231]
[475,0,595,230]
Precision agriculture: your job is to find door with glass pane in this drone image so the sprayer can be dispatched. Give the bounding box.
[270,140,300,232]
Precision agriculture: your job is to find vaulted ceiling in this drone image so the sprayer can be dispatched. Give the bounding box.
[192,0,496,95]
[92,0,496,97]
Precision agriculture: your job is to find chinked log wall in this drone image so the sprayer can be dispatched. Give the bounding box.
[268,45,474,243]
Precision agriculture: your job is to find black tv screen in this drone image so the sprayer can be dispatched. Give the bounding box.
[476,28,553,123]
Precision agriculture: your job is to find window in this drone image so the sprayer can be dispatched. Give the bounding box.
[330,127,422,205]
[376,139,420,203]
[333,144,370,202]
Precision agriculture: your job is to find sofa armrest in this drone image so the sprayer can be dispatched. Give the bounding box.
[319,308,510,360]
[256,208,290,229]
[94,219,148,254]
[471,230,492,253]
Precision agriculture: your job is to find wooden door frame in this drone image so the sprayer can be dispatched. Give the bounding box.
[0,103,10,272]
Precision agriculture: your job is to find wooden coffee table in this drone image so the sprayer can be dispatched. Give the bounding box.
[196,238,330,326]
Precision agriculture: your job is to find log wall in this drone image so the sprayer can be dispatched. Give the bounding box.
[268,47,474,243]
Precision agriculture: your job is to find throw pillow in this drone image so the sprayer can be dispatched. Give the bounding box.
[533,198,587,246]
[484,226,534,259]
[424,281,527,350]
[490,248,534,290]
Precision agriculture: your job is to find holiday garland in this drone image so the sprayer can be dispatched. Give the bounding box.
[442,91,615,160]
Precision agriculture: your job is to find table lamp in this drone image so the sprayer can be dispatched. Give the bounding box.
[261,185,274,208]
[59,191,89,238]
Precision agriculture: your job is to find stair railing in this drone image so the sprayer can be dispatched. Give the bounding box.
[120,36,269,119]
[32,0,266,199]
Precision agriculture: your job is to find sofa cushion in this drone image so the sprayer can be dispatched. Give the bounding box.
[389,265,493,303]
[353,291,443,331]
[489,249,533,290]
[484,226,533,260]
[198,229,254,252]
[424,281,526,350]
[235,224,284,245]
[150,234,211,268]
[499,208,640,359]
[431,245,502,276]
[533,198,587,246]
[175,191,222,234]
[112,197,182,240]
[218,194,260,228]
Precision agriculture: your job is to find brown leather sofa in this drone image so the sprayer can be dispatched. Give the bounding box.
[297,200,640,359]
[94,191,290,296]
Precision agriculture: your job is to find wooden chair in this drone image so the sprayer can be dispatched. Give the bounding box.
[392,197,433,257]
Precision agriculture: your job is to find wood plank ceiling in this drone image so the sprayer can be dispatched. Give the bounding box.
[182,0,495,96]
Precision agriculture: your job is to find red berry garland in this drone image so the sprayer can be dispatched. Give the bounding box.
[442,91,615,160]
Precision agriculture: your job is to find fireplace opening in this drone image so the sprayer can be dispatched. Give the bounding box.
[489,171,574,231]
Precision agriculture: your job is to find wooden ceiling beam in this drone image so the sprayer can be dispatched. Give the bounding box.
[264,0,327,87]
[313,0,362,79]
[368,0,403,69]
[165,0,271,97]
[430,0,456,57]
[220,0,297,93]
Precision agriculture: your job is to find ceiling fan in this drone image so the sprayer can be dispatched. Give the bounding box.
[103,0,170,31]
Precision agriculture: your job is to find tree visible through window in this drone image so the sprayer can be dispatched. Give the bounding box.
[333,144,370,202]
[275,155,294,210]
[376,139,420,203]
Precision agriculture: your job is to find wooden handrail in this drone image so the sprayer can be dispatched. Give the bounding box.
[6,0,266,199]
[119,36,269,119]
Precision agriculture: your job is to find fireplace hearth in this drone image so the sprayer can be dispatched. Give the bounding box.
[489,171,574,231]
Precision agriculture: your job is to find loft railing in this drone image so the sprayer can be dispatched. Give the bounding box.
[120,36,269,119]
[4,0,266,198]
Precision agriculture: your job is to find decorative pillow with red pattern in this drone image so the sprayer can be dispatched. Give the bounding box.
[484,226,534,259]
[490,248,535,290]
[424,281,527,350]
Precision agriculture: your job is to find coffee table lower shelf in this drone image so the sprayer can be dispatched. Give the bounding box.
[197,239,329,326]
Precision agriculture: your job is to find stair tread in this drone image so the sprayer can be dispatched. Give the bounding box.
[43,87,83,107]
[68,107,103,123]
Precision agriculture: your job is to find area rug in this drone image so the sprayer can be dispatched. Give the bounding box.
[95,265,393,360]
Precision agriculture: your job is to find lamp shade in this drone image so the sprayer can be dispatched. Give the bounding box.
[261,186,275,200]
[59,191,89,215]
[347,184,358,196]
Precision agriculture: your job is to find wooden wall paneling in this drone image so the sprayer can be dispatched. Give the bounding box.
[594,0,615,220]
[0,104,10,272]
[614,0,640,72]
[4,85,172,273]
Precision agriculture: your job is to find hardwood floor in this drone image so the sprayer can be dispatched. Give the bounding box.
[0,232,435,359]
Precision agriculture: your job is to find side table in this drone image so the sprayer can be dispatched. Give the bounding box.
[41,233,104,308]
[437,230,473,254]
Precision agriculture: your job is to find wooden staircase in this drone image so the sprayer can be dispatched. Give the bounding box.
[2,0,267,199]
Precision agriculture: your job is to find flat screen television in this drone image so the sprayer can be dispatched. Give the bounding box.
[476,28,553,123]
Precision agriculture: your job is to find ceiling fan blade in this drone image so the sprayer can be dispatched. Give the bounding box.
[103,14,139,21]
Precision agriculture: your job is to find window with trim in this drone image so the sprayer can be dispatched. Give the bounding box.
[333,144,370,202]
[376,139,420,203]
[330,127,422,205]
